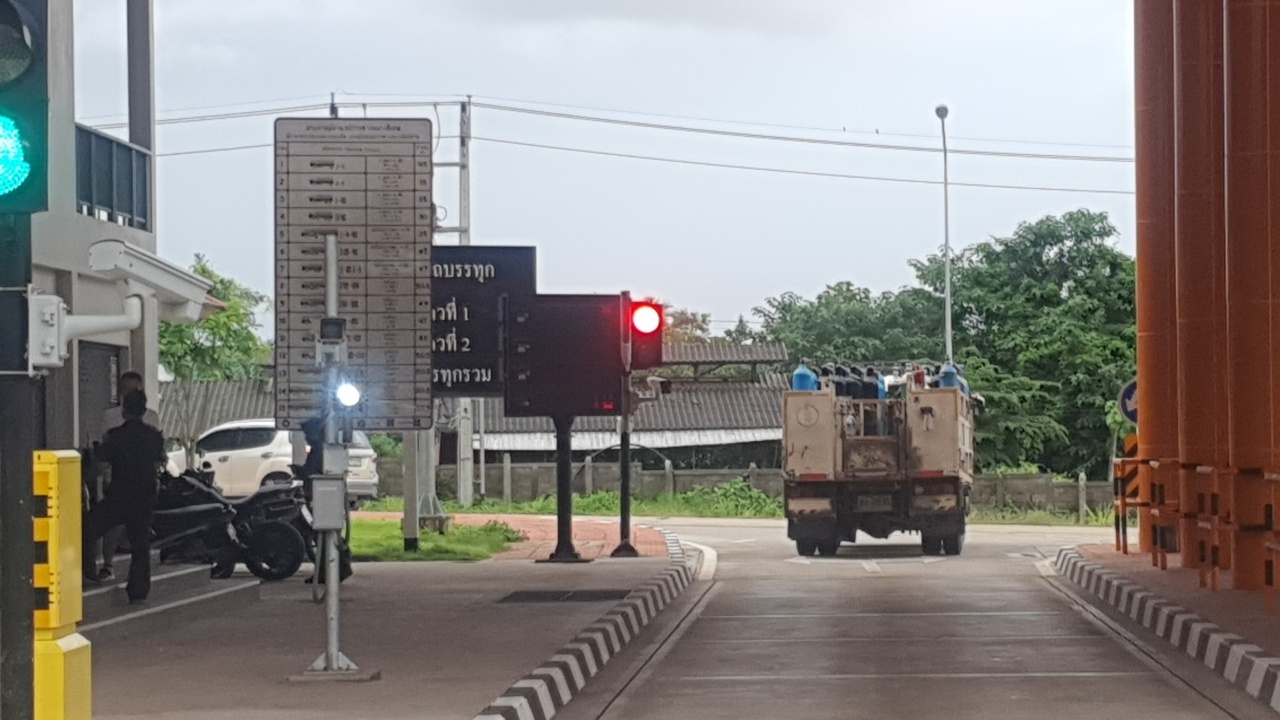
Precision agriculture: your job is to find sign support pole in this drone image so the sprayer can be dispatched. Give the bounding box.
[544,415,586,562]
[292,233,379,683]
[612,382,638,558]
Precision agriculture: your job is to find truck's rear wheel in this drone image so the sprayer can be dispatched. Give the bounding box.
[796,539,817,556]
[921,534,943,556]
[942,533,964,556]
[817,541,840,557]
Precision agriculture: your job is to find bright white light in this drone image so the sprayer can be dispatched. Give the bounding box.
[336,382,361,408]
[632,305,662,334]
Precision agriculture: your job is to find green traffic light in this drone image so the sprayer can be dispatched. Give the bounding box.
[0,114,30,196]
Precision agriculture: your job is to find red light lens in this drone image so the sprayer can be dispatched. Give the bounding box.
[631,304,662,334]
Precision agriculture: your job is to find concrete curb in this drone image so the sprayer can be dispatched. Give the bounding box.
[471,528,697,720]
[1054,547,1280,714]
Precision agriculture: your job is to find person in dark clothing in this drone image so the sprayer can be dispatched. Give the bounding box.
[83,390,166,604]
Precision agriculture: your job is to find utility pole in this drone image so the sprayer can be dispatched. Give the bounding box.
[454,96,475,507]
[935,104,954,365]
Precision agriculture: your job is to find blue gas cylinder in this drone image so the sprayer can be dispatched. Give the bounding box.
[791,364,820,391]
[938,363,968,395]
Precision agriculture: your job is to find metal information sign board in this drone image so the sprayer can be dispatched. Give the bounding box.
[431,245,536,397]
[273,117,434,431]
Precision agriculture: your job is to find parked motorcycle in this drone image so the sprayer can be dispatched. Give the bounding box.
[156,470,308,582]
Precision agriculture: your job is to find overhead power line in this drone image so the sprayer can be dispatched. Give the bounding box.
[466,92,1135,152]
[471,102,1134,164]
[92,95,1135,165]
[471,136,1135,196]
[155,132,1133,196]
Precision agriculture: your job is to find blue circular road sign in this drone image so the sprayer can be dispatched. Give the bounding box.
[1118,378,1137,426]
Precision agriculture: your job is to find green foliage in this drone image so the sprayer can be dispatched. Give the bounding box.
[752,209,1134,478]
[159,255,272,380]
[368,433,403,459]
[348,519,523,561]
[436,478,784,519]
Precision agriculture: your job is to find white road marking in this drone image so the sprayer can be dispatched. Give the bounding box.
[702,611,1063,619]
[860,561,882,573]
[784,557,812,565]
[682,540,719,581]
[679,671,1151,682]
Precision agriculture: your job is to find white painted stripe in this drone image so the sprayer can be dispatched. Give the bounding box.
[1034,559,1056,577]
[588,622,622,654]
[80,580,259,633]
[580,629,612,665]
[1118,584,1134,612]
[683,540,718,580]
[1202,631,1237,668]
[531,667,571,706]
[680,672,1151,682]
[1154,605,1184,637]
[549,654,586,690]
[1170,614,1198,647]
[565,642,599,677]
[512,678,555,719]
[700,635,1103,644]
[861,561,883,573]
[1184,621,1213,656]
[1245,658,1280,697]
[703,611,1062,619]
[492,695,536,720]
[1270,672,1280,712]
[1128,591,1152,621]
[1226,644,1262,683]
[1142,600,1165,628]
[472,714,510,720]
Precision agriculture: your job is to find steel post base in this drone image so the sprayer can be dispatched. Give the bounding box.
[289,653,381,683]
[610,542,639,558]
[540,542,590,563]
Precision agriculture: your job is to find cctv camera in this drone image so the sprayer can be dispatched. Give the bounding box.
[89,240,214,323]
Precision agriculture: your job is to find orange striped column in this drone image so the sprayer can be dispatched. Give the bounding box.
[1174,0,1227,575]
[1135,0,1178,556]
[1226,0,1273,590]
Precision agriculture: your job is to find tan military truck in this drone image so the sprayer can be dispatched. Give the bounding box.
[782,371,976,556]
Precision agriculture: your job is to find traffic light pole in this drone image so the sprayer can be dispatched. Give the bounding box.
[545,415,585,562]
[611,378,638,558]
[0,214,36,720]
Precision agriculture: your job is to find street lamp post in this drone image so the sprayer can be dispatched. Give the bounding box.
[935,104,954,365]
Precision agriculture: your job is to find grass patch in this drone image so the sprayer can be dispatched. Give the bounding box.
[437,478,785,519]
[362,496,404,512]
[348,518,524,562]
[969,504,1128,527]
[366,478,1124,527]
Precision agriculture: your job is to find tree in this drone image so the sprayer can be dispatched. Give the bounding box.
[746,209,1134,477]
[752,282,943,364]
[160,256,273,458]
[912,209,1135,476]
[159,254,272,380]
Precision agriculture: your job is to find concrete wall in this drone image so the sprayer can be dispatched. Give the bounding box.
[376,459,1112,513]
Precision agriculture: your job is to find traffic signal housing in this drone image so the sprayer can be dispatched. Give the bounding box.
[0,0,46,213]
[503,294,626,418]
[627,298,664,371]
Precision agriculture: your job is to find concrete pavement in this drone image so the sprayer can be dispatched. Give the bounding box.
[91,519,683,720]
[557,520,1278,720]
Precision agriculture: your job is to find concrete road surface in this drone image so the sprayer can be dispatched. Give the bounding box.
[561,520,1275,720]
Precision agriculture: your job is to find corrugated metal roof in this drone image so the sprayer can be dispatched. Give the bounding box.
[160,377,787,439]
[662,341,789,365]
[458,380,783,434]
[476,428,782,452]
[158,379,275,438]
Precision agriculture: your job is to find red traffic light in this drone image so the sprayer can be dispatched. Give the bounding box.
[631,303,662,334]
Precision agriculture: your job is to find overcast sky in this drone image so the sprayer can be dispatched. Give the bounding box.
[72,0,1134,335]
